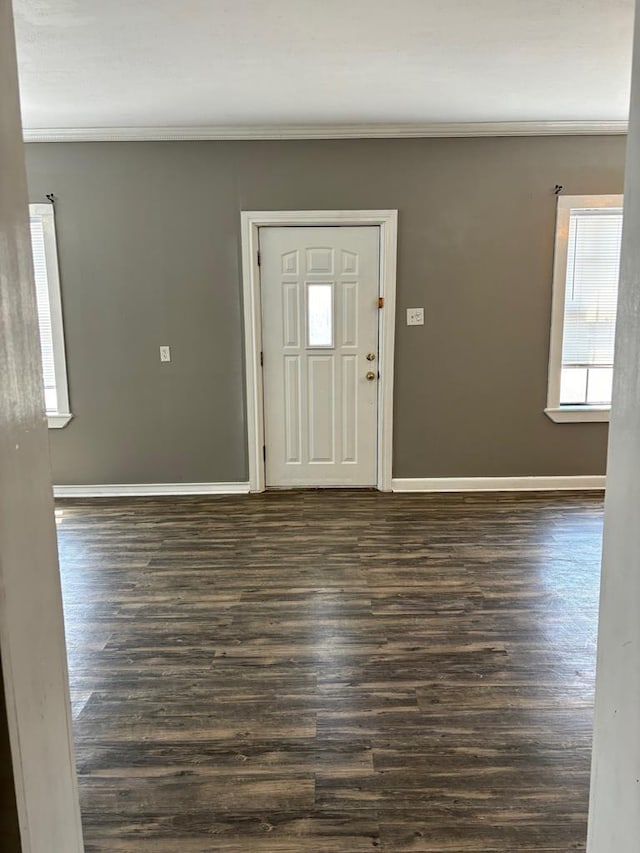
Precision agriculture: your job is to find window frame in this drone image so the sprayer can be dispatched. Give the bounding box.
[29,203,72,428]
[545,193,623,424]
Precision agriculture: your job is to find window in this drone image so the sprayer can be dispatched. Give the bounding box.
[29,203,72,428]
[306,283,334,347]
[545,194,623,423]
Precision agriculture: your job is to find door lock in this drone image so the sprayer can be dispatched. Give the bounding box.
[366,352,376,361]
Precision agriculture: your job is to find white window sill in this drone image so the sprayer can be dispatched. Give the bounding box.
[545,406,610,423]
[47,413,73,429]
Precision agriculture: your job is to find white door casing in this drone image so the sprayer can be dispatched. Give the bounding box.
[240,210,397,493]
[260,226,379,487]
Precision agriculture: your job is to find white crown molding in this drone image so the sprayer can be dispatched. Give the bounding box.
[53,482,250,497]
[23,121,628,143]
[392,475,606,492]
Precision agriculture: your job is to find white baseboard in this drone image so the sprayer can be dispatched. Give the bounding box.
[392,476,606,493]
[53,482,250,498]
[53,477,605,497]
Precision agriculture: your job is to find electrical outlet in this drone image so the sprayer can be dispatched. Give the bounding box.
[159,346,171,362]
[406,308,425,326]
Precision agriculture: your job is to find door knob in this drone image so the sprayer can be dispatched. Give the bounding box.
[366,352,376,361]
[366,371,376,381]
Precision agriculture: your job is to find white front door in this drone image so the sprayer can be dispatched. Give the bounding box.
[260,226,380,487]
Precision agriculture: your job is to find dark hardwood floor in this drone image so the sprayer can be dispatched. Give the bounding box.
[56,490,603,852]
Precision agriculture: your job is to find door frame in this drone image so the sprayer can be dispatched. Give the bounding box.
[240,210,398,492]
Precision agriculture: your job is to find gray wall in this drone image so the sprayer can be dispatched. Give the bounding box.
[25,136,625,485]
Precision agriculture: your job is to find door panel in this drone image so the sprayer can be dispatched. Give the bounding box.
[260,226,380,488]
[308,355,335,463]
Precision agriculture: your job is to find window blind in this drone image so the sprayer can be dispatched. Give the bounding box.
[562,209,623,367]
[559,207,623,406]
[29,215,58,413]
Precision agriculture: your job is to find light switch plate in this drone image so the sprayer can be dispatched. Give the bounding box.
[159,346,171,362]
[406,308,425,326]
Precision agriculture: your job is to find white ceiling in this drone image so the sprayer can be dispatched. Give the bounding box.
[13,0,635,133]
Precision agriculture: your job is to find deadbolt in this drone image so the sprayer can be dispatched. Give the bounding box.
[366,352,376,361]
[366,371,376,381]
